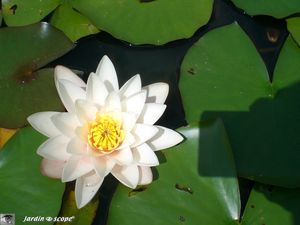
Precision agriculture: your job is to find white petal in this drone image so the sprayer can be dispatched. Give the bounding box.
[51,113,80,137]
[148,126,184,151]
[105,92,121,111]
[75,171,104,208]
[132,143,159,166]
[67,137,88,155]
[121,91,146,117]
[75,99,98,124]
[110,147,133,165]
[122,112,137,132]
[138,103,166,125]
[138,166,153,185]
[54,65,86,88]
[57,79,86,113]
[86,73,108,106]
[119,75,141,99]
[62,156,94,182]
[131,124,158,147]
[115,133,135,150]
[37,135,70,160]
[143,82,169,104]
[96,55,119,91]
[40,158,65,179]
[92,156,115,177]
[27,112,60,138]
[111,164,139,188]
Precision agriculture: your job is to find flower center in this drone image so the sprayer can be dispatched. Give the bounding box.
[87,113,124,153]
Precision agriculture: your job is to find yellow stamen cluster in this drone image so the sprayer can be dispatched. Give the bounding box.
[88,113,124,153]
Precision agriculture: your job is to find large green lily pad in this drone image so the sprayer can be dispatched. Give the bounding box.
[108,120,240,225]
[0,127,65,224]
[287,17,300,46]
[180,23,300,188]
[0,23,74,128]
[231,0,300,18]
[50,3,99,42]
[108,120,300,225]
[72,0,213,45]
[2,0,59,26]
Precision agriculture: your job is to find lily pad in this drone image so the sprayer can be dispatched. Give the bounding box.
[0,23,74,128]
[231,0,300,18]
[50,3,99,42]
[108,120,241,225]
[242,184,300,225]
[287,17,300,46]
[108,120,300,225]
[2,0,60,26]
[72,0,213,45]
[56,183,99,225]
[0,127,65,225]
[180,23,300,187]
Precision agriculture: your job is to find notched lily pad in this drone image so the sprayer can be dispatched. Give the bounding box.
[0,127,65,225]
[72,0,214,45]
[0,22,74,128]
[180,22,300,187]
[231,0,300,18]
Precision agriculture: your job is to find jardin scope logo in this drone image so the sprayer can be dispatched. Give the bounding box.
[0,214,15,225]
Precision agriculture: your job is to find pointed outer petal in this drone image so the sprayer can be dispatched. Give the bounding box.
[54,65,86,89]
[75,99,98,124]
[119,75,142,99]
[37,135,70,160]
[121,90,147,117]
[51,113,80,138]
[122,112,137,132]
[138,103,167,125]
[132,143,159,166]
[109,147,133,166]
[75,171,104,209]
[27,112,60,138]
[148,126,184,151]
[92,156,115,177]
[96,55,119,91]
[105,92,121,111]
[131,124,159,147]
[40,158,66,179]
[62,156,94,182]
[86,73,108,106]
[138,166,153,185]
[67,137,88,155]
[57,79,86,113]
[111,164,139,188]
[143,82,169,104]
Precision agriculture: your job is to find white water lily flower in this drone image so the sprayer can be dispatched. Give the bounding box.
[27,56,183,208]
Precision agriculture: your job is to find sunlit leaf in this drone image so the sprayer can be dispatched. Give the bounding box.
[287,17,300,46]
[2,0,60,26]
[108,120,240,225]
[50,3,99,42]
[180,23,300,187]
[0,127,65,224]
[72,0,213,45]
[231,0,300,18]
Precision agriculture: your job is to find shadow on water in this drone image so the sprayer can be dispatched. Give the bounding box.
[198,82,300,224]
